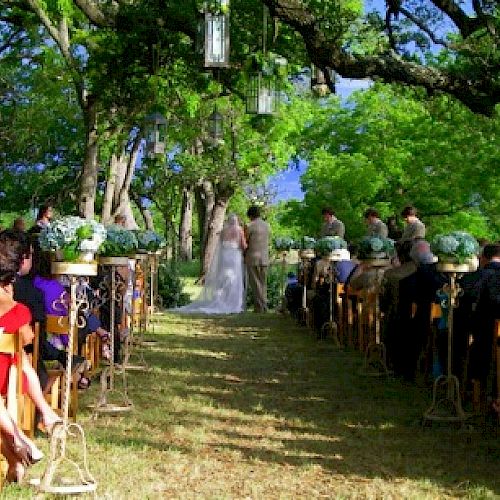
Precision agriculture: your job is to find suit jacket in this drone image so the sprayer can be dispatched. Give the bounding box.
[367,219,388,238]
[320,219,345,239]
[245,218,270,266]
[401,219,426,241]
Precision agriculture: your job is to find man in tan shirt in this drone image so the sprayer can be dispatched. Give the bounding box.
[245,206,271,312]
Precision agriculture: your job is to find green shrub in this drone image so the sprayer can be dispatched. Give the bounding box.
[158,262,190,309]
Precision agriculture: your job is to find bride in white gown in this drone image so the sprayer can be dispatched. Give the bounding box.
[174,214,247,314]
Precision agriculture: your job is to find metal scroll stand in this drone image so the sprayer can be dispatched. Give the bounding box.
[124,255,148,371]
[423,262,474,424]
[298,250,315,327]
[321,255,342,345]
[93,257,133,415]
[361,261,391,377]
[141,252,160,346]
[30,262,97,494]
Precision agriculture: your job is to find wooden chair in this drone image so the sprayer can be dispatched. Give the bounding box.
[45,315,79,421]
[81,331,101,377]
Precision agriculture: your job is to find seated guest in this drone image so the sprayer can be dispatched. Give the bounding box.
[402,240,446,380]
[27,204,52,235]
[400,206,426,242]
[284,272,301,317]
[320,208,345,239]
[380,241,416,375]
[468,244,500,403]
[364,209,388,238]
[0,232,62,481]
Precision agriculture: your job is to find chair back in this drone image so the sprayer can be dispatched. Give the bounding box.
[46,314,70,335]
[0,330,23,424]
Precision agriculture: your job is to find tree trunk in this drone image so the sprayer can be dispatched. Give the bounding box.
[196,180,215,272]
[131,192,155,230]
[201,189,231,277]
[78,96,99,218]
[179,187,193,261]
[101,153,119,224]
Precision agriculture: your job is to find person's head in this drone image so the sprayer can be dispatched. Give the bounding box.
[401,205,417,222]
[396,240,413,264]
[482,243,500,264]
[363,208,379,224]
[114,214,126,226]
[12,217,26,232]
[0,230,33,276]
[36,252,53,278]
[321,207,335,222]
[37,204,53,222]
[247,206,260,221]
[0,230,29,286]
[410,239,436,266]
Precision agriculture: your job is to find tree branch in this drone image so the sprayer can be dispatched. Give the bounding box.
[72,0,115,27]
[399,7,450,47]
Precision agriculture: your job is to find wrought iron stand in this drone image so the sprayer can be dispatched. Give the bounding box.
[31,262,97,494]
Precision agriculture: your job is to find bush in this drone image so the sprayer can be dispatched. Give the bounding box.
[158,262,190,309]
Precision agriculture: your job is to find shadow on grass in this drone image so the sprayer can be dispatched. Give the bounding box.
[130,312,500,495]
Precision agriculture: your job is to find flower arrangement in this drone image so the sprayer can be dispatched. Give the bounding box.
[274,237,295,252]
[136,230,166,252]
[358,236,395,260]
[101,225,139,257]
[301,236,316,250]
[39,216,106,262]
[431,231,479,264]
[315,236,347,257]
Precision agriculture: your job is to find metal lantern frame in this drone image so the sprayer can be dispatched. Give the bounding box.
[197,0,230,68]
[311,65,335,95]
[144,111,168,157]
[245,72,279,115]
[208,106,224,140]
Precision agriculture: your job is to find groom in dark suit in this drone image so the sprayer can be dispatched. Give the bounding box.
[245,206,271,312]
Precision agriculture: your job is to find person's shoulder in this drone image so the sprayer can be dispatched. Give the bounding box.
[13,302,32,322]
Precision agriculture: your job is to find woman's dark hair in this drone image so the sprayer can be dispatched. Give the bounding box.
[321,207,335,216]
[401,205,417,218]
[0,232,22,285]
[37,204,52,221]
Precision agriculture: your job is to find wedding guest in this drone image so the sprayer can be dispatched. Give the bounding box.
[364,209,388,238]
[400,206,426,242]
[0,235,62,481]
[320,208,345,239]
[27,204,53,235]
[468,244,500,394]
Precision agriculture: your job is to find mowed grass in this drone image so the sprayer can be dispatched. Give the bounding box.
[4,312,500,499]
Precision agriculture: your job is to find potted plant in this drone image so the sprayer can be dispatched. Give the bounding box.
[135,230,166,254]
[299,236,316,259]
[431,231,479,272]
[358,236,394,263]
[315,236,350,261]
[99,225,139,266]
[274,237,295,253]
[39,216,107,263]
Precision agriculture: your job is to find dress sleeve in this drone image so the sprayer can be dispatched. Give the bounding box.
[15,302,32,327]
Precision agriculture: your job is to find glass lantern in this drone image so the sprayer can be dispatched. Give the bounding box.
[246,73,278,115]
[196,0,230,68]
[311,65,335,96]
[208,107,224,140]
[144,112,167,157]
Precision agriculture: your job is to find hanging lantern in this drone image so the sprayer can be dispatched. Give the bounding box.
[246,72,278,115]
[208,107,224,140]
[311,64,335,96]
[197,0,230,68]
[144,112,167,157]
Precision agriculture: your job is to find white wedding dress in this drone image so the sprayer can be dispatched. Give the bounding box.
[174,217,245,315]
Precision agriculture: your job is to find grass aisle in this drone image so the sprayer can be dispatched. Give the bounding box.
[7,312,500,499]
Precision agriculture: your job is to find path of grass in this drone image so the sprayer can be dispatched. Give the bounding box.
[5,312,500,499]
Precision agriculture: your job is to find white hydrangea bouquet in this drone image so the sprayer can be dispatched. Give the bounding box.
[39,216,107,262]
[315,236,350,260]
[274,237,296,252]
[358,236,395,260]
[136,230,166,252]
[431,231,479,266]
[101,225,139,256]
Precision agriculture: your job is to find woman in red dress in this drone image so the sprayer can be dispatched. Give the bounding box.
[0,237,61,481]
